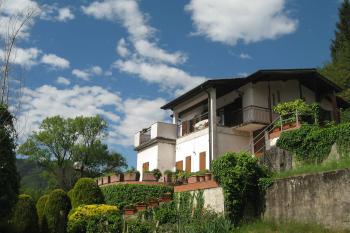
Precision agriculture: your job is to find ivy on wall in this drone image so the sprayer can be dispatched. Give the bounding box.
[277,122,350,164]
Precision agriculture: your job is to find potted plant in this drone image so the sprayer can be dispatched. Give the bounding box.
[123,204,137,215]
[102,176,110,184]
[147,197,159,208]
[164,170,173,183]
[152,169,162,181]
[136,202,147,211]
[109,172,124,183]
[176,171,189,185]
[124,168,140,181]
[159,192,172,203]
[142,171,157,182]
[196,170,206,182]
[204,170,212,181]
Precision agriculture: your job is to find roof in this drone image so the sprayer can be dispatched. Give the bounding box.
[161,68,345,110]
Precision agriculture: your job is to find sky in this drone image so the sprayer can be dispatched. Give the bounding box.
[1,0,343,167]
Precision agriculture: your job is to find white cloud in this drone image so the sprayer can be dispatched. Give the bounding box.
[17,84,168,147]
[185,0,298,46]
[239,53,252,60]
[72,66,104,81]
[83,0,206,95]
[0,47,41,68]
[57,7,74,22]
[110,97,168,146]
[41,53,70,69]
[56,76,71,85]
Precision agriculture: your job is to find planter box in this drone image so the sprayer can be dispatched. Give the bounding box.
[198,175,205,182]
[110,174,124,183]
[204,173,212,181]
[164,174,173,183]
[124,172,139,181]
[142,173,157,182]
[136,204,147,211]
[102,176,110,184]
[159,197,172,203]
[148,200,159,208]
[124,208,137,216]
[188,176,199,184]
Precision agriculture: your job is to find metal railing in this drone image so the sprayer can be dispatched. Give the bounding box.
[177,112,209,137]
[139,127,151,145]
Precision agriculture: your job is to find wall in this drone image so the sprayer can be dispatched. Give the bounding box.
[264,168,350,230]
[217,127,251,156]
[176,128,209,172]
[137,144,159,180]
[157,142,176,173]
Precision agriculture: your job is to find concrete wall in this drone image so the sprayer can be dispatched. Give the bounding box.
[137,144,159,179]
[188,187,225,214]
[264,168,350,230]
[217,127,251,156]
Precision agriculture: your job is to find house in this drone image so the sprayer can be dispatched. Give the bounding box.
[134,69,349,178]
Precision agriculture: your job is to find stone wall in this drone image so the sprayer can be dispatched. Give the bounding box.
[187,187,225,214]
[260,146,293,172]
[264,168,350,230]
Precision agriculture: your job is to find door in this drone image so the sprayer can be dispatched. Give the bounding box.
[142,162,149,172]
[199,152,206,171]
[185,156,191,172]
[176,160,183,171]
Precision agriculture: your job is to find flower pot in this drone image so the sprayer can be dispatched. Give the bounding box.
[97,178,103,186]
[273,127,280,133]
[110,174,124,183]
[148,200,159,208]
[102,176,110,184]
[142,172,157,182]
[198,175,205,182]
[136,203,147,211]
[124,172,139,181]
[159,197,172,203]
[124,207,137,216]
[204,173,212,181]
[188,175,199,184]
[164,174,172,183]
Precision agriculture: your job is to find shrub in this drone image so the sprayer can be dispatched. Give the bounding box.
[101,184,173,208]
[10,194,39,233]
[154,201,177,224]
[151,169,162,181]
[45,189,71,233]
[125,219,154,233]
[36,195,49,233]
[70,178,104,209]
[212,152,269,224]
[67,204,122,233]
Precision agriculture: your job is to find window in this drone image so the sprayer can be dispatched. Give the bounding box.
[142,162,149,172]
[199,152,206,171]
[176,161,183,171]
[185,156,191,172]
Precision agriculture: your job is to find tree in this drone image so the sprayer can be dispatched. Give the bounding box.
[320,0,350,102]
[18,115,127,190]
[0,104,19,230]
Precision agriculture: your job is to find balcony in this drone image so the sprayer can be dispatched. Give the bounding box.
[177,112,208,137]
[134,122,177,148]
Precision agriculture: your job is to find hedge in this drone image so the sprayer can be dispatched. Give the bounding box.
[44,189,71,233]
[70,178,104,209]
[36,195,49,233]
[101,184,173,208]
[67,204,122,233]
[10,194,39,233]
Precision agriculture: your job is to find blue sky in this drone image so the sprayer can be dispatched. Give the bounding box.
[2,0,342,167]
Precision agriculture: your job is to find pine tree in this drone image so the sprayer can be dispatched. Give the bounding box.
[331,0,350,61]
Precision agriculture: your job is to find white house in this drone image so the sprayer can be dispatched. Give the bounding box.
[134,69,348,178]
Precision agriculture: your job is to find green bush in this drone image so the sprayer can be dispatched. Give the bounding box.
[125,219,154,233]
[277,123,350,164]
[67,204,122,233]
[36,195,49,233]
[70,178,104,209]
[212,152,269,224]
[101,183,173,208]
[45,189,71,233]
[10,194,39,233]
[154,201,177,224]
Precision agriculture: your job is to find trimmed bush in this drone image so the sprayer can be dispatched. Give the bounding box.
[101,183,173,208]
[212,152,269,224]
[36,195,49,233]
[10,194,39,233]
[67,204,122,233]
[70,178,104,209]
[45,189,71,233]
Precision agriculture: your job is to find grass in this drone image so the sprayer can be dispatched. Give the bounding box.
[273,156,350,180]
[232,220,350,233]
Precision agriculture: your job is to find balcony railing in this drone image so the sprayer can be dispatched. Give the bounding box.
[139,127,151,145]
[178,112,209,137]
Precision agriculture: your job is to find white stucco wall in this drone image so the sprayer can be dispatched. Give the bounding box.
[217,127,251,156]
[137,144,159,180]
[157,142,176,173]
[175,128,210,172]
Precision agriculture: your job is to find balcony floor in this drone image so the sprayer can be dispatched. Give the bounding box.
[232,122,267,132]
